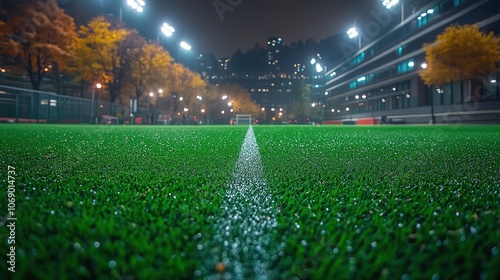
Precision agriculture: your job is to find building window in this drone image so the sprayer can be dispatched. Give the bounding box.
[396,46,404,56]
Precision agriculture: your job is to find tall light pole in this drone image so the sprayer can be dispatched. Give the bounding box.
[91,83,102,124]
[382,0,404,23]
[421,62,435,124]
[347,27,361,49]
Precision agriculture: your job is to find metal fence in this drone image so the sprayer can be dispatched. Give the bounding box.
[0,85,166,124]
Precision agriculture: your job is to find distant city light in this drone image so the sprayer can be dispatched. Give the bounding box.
[421,62,428,69]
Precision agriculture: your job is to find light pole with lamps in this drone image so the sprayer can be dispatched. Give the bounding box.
[347,27,361,49]
[382,0,404,23]
[420,62,435,124]
[91,83,102,124]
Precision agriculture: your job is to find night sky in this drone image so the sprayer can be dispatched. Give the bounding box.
[61,0,382,58]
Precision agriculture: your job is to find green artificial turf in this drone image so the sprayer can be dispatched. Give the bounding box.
[0,124,499,279]
[253,125,500,279]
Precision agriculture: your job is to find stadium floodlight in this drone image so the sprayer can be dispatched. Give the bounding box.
[347,27,361,49]
[127,0,145,12]
[180,41,192,51]
[382,0,404,22]
[161,23,175,37]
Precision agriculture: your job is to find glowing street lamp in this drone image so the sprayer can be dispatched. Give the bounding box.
[91,83,102,124]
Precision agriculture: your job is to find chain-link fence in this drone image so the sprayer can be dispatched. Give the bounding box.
[0,85,169,124]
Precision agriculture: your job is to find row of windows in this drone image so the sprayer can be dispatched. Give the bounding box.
[326,77,500,118]
[328,93,418,116]
[250,88,293,93]
[333,55,422,95]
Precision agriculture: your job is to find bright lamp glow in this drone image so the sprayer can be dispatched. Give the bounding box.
[161,23,175,37]
[315,63,323,73]
[382,0,399,9]
[180,41,192,51]
[347,27,358,39]
[127,0,145,12]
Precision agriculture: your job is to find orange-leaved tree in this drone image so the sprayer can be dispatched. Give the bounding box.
[0,0,76,90]
[72,16,128,112]
[419,24,500,86]
[127,36,173,104]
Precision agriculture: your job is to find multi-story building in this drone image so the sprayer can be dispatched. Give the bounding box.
[196,54,218,80]
[267,37,284,74]
[324,0,500,123]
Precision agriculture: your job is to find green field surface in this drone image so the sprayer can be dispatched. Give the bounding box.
[0,124,499,279]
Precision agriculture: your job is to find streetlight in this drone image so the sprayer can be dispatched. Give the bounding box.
[382,0,404,23]
[91,83,102,124]
[347,27,361,49]
[420,62,435,124]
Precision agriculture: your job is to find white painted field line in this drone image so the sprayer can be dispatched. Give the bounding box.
[203,126,282,279]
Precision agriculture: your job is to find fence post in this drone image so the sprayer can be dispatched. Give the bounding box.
[79,99,83,124]
[62,97,67,124]
[30,94,34,123]
[15,94,19,123]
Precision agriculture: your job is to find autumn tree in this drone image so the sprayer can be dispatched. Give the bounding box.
[125,33,173,106]
[419,24,500,86]
[217,84,262,118]
[0,0,76,90]
[72,16,128,113]
[166,63,206,120]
